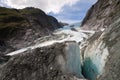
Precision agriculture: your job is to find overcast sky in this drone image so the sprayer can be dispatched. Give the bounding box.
[0,0,97,23]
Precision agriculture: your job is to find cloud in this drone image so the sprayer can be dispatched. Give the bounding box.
[0,0,97,23]
[80,0,97,4]
[0,0,79,13]
[0,0,10,7]
[49,0,97,23]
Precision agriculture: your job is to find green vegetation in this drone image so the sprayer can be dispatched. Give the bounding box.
[20,7,45,15]
[0,7,47,29]
[0,7,26,29]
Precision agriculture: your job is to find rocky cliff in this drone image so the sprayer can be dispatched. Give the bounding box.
[81,0,120,30]
[0,7,61,54]
[80,0,120,80]
[82,18,120,80]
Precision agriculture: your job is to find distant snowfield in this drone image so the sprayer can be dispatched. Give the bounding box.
[7,23,95,56]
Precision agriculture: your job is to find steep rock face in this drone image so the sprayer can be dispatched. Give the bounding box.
[82,18,120,80]
[0,7,61,54]
[97,18,120,80]
[80,0,120,80]
[81,0,120,30]
[0,42,85,80]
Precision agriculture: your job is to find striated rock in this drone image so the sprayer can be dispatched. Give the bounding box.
[0,42,85,80]
[0,7,62,54]
[81,13,120,80]
[96,18,120,80]
[81,0,120,30]
[80,0,120,80]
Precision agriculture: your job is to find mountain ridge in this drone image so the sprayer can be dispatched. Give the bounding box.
[0,6,62,54]
[81,0,120,30]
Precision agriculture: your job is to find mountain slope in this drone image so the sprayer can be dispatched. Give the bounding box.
[0,7,61,54]
[81,0,120,30]
[80,0,120,80]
